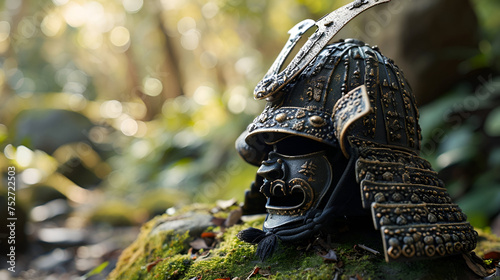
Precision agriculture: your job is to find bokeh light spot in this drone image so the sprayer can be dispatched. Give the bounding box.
[88,127,107,143]
[63,82,85,95]
[100,100,123,118]
[202,2,219,19]
[78,29,103,50]
[0,21,11,41]
[130,140,151,159]
[160,0,182,10]
[123,0,143,13]
[177,17,196,35]
[16,145,34,167]
[22,168,43,185]
[4,144,15,160]
[41,14,64,37]
[235,56,258,75]
[63,2,86,27]
[143,77,163,97]
[69,94,87,111]
[52,0,69,6]
[110,26,130,48]
[18,18,36,39]
[181,30,200,50]
[485,107,500,137]
[193,86,215,106]
[120,118,138,136]
[228,86,248,114]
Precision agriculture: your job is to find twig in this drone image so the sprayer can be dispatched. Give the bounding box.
[356,244,380,255]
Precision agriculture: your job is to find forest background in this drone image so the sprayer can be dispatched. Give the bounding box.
[0,0,499,278]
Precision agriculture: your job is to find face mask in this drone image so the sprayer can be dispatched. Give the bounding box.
[257,150,333,228]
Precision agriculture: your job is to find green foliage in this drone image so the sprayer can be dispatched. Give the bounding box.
[416,0,500,229]
[110,206,500,280]
[81,261,109,280]
[419,75,500,228]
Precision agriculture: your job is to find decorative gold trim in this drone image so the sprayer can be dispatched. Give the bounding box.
[333,85,372,157]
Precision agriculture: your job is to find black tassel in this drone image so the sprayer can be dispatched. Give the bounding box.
[237,227,279,261]
[256,233,278,261]
[237,227,266,244]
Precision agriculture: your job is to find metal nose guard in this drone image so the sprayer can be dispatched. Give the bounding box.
[257,152,285,181]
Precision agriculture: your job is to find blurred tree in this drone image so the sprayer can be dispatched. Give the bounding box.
[0,0,498,236]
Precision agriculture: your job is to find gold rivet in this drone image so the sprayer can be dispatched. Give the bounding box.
[276,113,287,123]
[309,115,325,127]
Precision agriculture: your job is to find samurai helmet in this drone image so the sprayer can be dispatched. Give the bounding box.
[236,0,477,262]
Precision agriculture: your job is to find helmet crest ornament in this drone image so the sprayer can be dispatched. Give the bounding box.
[254,0,391,100]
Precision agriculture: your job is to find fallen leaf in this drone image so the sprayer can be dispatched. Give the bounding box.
[258,266,272,276]
[189,238,210,250]
[216,198,237,209]
[318,249,338,262]
[462,252,493,277]
[245,266,260,279]
[484,251,500,265]
[224,208,243,227]
[211,217,226,227]
[200,232,217,247]
[146,257,167,272]
[201,232,217,238]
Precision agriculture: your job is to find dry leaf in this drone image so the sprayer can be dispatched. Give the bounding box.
[245,266,260,280]
[216,198,237,209]
[201,232,217,238]
[224,208,243,227]
[258,266,272,276]
[189,238,210,250]
[484,251,500,265]
[318,249,338,262]
[462,252,492,277]
[211,217,226,227]
[146,257,167,272]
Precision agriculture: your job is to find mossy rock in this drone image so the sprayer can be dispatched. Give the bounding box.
[108,206,500,280]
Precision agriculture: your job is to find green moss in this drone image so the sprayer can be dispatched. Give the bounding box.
[475,228,500,257]
[183,224,259,279]
[109,207,500,280]
[108,215,192,280]
[150,255,192,280]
